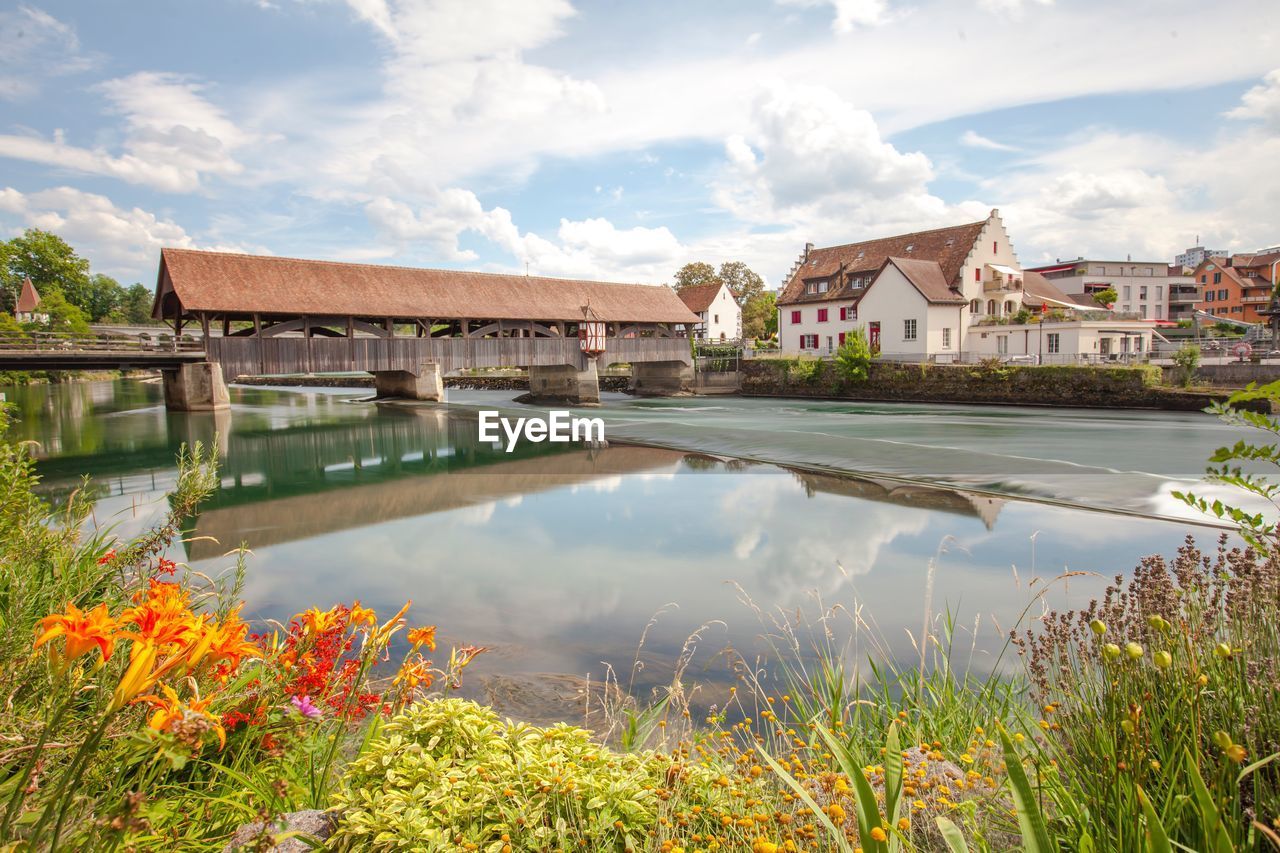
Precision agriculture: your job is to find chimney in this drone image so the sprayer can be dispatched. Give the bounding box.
[804,242,814,258]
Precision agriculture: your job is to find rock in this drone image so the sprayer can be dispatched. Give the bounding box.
[223,809,337,852]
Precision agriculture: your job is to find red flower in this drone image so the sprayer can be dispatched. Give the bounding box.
[155,557,177,576]
[97,549,117,566]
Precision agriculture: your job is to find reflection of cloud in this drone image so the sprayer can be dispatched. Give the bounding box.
[1148,480,1272,528]
[454,501,497,525]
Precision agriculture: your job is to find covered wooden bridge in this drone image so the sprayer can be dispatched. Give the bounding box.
[153,249,700,410]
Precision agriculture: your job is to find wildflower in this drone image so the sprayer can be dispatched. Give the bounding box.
[1214,643,1236,660]
[1146,615,1169,632]
[297,607,340,636]
[1103,643,1121,661]
[97,548,117,566]
[1125,641,1143,660]
[446,644,487,687]
[291,694,322,720]
[140,683,225,750]
[1120,720,1135,735]
[203,607,261,672]
[370,600,413,647]
[394,655,434,691]
[1153,651,1172,670]
[155,557,177,576]
[1089,619,1107,636]
[109,640,162,713]
[870,827,887,842]
[407,625,437,651]
[34,602,118,669]
[349,601,377,628]
[1226,744,1247,764]
[827,803,845,825]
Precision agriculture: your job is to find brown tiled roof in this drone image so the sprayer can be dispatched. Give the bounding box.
[1021,271,1074,307]
[882,257,967,304]
[778,219,987,306]
[15,277,40,313]
[156,249,700,324]
[677,283,722,313]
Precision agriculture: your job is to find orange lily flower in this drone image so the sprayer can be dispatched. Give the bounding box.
[109,639,161,713]
[139,684,226,750]
[393,654,434,691]
[204,607,262,671]
[296,607,340,636]
[34,602,118,669]
[407,625,437,652]
[371,600,412,646]
[349,601,377,629]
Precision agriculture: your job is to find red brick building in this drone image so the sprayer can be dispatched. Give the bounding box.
[1192,250,1280,323]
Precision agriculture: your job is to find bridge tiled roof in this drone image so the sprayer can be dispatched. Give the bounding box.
[157,249,701,324]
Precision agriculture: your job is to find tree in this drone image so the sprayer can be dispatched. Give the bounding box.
[74,274,124,322]
[672,262,719,292]
[742,292,777,340]
[33,291,91,336]
[116,283,155,325]
[1172,343,1200,388]
[0,229,91,314]
[718,261,764,306]
[1091,287,1117,308]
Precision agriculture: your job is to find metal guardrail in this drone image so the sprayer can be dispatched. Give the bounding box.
[0,332,204,354]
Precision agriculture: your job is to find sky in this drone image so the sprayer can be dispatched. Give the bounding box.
[0,0,1278,289]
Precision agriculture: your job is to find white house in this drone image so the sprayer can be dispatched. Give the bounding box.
[776,210,1156,361]
[678,282,741,341]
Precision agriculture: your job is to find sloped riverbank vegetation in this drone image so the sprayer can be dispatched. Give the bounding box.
[1,385,1278,850]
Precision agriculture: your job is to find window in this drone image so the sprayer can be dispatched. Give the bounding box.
[1139,286,1147,300]
[997,336,1008,355]
[942,328,952,348]
[818,280,829,293]
[1218,289,1228,299]
[1200,275,1207,283]
[1206,291,1216,302]
[790,310,802,324]
[1140,305,1148,319]
[714,314,719,324]
[1123,286,1131,300]
[817,308,829,322]
[986,299,998,315]
[1047,333,1061,354]
[970,298,981,314]
[1004,300,1015,314]
[1156,286,1163,300]
[903,319,917,341]
[800,334,818,349]
[1213,272,1222,284]
[993,241,998,253]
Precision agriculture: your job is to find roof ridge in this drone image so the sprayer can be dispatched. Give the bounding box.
[808,219,987,254]
[161,247,667,291]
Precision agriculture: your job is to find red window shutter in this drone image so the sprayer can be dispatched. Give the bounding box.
[818,308,828,322]
[993,241,997,253]
[975,268,981,281]
[791,310,801,324]
[839,332,846,345]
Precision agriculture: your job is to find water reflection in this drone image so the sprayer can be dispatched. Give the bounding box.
[3,379,1221,722]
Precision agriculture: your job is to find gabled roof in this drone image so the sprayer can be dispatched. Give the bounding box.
[881,257,967,304]
[677,283,724,313]
[1022,271,1079,309]
[155,249,701,324]
[15,277,40,313]
[778,218,988,306]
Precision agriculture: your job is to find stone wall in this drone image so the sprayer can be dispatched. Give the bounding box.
[741,359,1265,412]
[231,374,632,392]
[1161,363,1280,389]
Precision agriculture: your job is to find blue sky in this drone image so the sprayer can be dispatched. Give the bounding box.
[1,0,1278,287]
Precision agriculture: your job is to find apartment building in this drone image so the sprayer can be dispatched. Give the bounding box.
[1193,250,1280,323]
[1025,259,1177,321]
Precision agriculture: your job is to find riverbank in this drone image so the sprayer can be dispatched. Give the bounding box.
[741,359,1269,412]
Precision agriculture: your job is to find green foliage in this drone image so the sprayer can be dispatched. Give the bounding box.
[73,273,124,322]
[673,261,765,308]
[833,327,872,385]
[672,261,719,292]
[332,698,749,851]
[1091,287,1118,307]
[115,283,155,325]
[742,291,777,339]
[33,290,92,336]
[1171,343,1200,387]
[0,229,90,315]
[785,357,822,384]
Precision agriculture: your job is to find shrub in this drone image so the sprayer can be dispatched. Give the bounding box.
[1171,343,1200,387]
[785,357,821,384]
[332,698,754,851]
[833,327,872,385]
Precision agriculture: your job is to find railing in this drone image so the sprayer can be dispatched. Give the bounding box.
[0,332,205,353]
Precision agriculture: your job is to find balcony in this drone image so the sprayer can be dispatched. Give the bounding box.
[1241,294,1271,304]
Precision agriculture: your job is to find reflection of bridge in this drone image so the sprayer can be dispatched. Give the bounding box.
[791,469,1005,529]
[151,249,700,411]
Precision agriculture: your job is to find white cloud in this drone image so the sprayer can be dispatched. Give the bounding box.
[0,5,95,100]
[1227,67,1280,129]
[976,0,1053,15]
[0,186,256,280]
[775,0,890,32]
[960,130,1018,152]
[0,72,252,192]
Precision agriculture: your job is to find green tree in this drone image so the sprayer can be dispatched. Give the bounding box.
[115,283,154,325]
[672,261,719,292]
[1171,343,1200,388]
[742,292,777,340]
[718,261,764,306]
[74,274,124,322]
[1091,287,1117,308]
[0,229,90,314]
[33,291,91,336]
[834,326,873,384]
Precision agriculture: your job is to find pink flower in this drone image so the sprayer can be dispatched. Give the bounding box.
[290,694,322,720]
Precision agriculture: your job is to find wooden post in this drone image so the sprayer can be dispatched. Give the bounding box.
[200,313,210,341]
[303,316,312,374]
[221,316,230,337]
[253,314,263,374]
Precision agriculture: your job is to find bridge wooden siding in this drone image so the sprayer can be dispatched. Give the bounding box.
[206,333,691,379]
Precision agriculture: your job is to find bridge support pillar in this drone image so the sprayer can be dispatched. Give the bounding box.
[162,362,230,412]
[630,360,694,396]
[525,361,600,405]
[373,363,444,402]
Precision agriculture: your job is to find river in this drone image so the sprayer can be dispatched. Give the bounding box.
[1,379,1242,723]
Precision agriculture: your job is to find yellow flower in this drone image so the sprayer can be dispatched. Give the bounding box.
[139,683,226,750]
[296,607,339,635]
[870,827,887,842]
[371,600,413,646]
[828,803,846,825]
[34,602,118,669]
[109,639,161,713]
[349,600,377,628]
[1125,641,1144,660]
[1226,744,1247,764]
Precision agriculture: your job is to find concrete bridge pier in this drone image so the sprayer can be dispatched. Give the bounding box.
[630,360,694,396]
[525,361,600,405]
[162,362,230,412]
[373,363,445,402]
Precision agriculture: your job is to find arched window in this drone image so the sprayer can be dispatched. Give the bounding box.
[986,299,998,316]
[1004,300,1016,315]
[969,298,981,314]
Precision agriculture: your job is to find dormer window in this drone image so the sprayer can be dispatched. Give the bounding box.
[905,244,914,252]
[818,280,829,293]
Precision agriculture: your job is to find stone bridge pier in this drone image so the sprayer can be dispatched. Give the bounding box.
[373,363,444,402]
[162,362,230,412]
[526,360,600,405]
[630,360,694,396]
